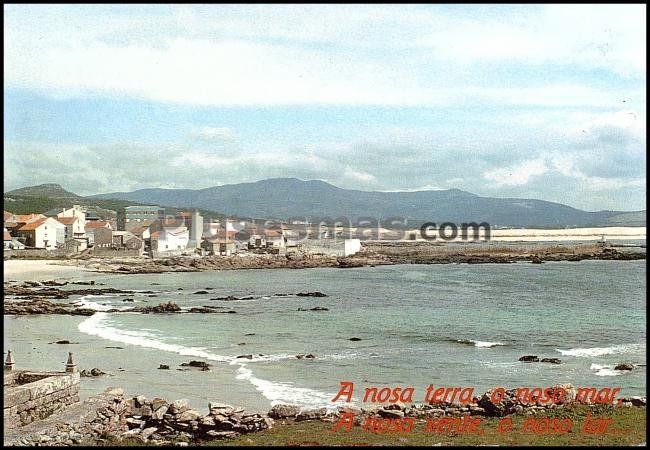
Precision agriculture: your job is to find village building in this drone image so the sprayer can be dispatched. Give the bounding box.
[247,234,267,249]
[93,227,115,248]
[56,217,86,240]
[91,228,144,256]
[84,221,113,245]
[150,226,189,255]
[187,210,204,249]
[16,217,65,250]
[264,229,286,248]
[12,213,46,229]
[4,228,13,249]
[43,205,86,222]
[3,226,26,250]
[124,205,166,224]
[84,210,102,221]
[201,239,237,256]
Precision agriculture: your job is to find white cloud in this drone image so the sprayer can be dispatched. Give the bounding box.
[4,5,645,106]
[484,159,548,186]
[343,168,376,184]
[190,127,236,141]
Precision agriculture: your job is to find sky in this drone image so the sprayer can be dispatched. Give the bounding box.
[3,4,646,211]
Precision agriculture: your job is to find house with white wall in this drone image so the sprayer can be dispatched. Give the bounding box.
[56,216,86,240]
[151,226,189,253]
[17,217,65,250]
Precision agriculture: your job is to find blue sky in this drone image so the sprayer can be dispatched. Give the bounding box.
[4,4,646,211]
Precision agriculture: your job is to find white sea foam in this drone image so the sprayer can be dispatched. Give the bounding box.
[590,363,624,377]
[75,295,121,311]
[472,340,505,348]
[234,365,339,409]
[78,313,345,408]
[457,339,505,348]
[556,344,644,357]
[78,313,232,362]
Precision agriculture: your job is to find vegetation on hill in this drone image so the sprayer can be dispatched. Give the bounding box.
[4,184,228,221]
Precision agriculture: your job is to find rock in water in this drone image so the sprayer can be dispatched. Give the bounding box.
[518,355,539,362]
[296,291,327,297]
[540,358,561,364]
[614,363,634,371]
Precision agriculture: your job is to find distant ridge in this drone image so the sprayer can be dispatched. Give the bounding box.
[87,178,646,228]
[6,183,81,199]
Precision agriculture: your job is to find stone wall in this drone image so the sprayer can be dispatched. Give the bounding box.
[3,248,67,259]
[3,371,80,429]
[92,247,143,257]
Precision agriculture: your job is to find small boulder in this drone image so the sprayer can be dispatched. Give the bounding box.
[168,399,191,414]
[295,407,329,421]
[614,363,634,371]
[158,364,170,370]
[519,355,539,362]
[540,358,561,364]
[268,404,301,419]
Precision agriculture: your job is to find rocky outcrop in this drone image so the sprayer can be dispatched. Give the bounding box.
[268,404,301,419]
[518,355,539,362]
[614,363,634,371]
[80,368,106,377]
[179,361,211,369]
[125,301,181,314]
[5,388,274,446]
[4,298,95,316]
[296,292,327,297]
[540,358,562,364]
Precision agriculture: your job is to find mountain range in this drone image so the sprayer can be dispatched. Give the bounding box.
[78,178,646,228]
[5,179,645,228]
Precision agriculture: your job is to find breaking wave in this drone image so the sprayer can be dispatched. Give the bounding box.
[590,363,625,377]
[556,344,644,358]
[78,313,341,408]
[455,339,506,348]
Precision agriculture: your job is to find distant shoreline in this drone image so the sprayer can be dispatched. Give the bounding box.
[4,241,644,278]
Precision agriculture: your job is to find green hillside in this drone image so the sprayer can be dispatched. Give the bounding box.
[4,184,228,221]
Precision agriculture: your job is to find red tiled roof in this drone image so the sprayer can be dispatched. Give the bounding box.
[3,230,11,241]
[4,211,13,221]
[151,231,161,238]
[18,217,49,231]
[15,214,44,224]
[56,217,78,225]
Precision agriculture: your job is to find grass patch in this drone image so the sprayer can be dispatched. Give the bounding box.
[206,405,645,447]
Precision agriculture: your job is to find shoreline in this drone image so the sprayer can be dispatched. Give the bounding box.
[4,383,646,446]
[5,242,645,277]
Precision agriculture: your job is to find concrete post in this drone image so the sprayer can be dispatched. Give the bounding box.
[4,350,15,371]
[65,352,76,373]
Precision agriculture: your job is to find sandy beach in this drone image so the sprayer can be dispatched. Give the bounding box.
[3,260,89,281]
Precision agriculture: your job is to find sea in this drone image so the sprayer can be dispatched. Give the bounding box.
[4,259,646,413]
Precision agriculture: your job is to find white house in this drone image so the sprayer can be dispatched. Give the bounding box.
[152,226,189,252]
[56,216,86,240]
[17,217,66,250]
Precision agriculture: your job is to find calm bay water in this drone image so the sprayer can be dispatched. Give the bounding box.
[4,261,646,413]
